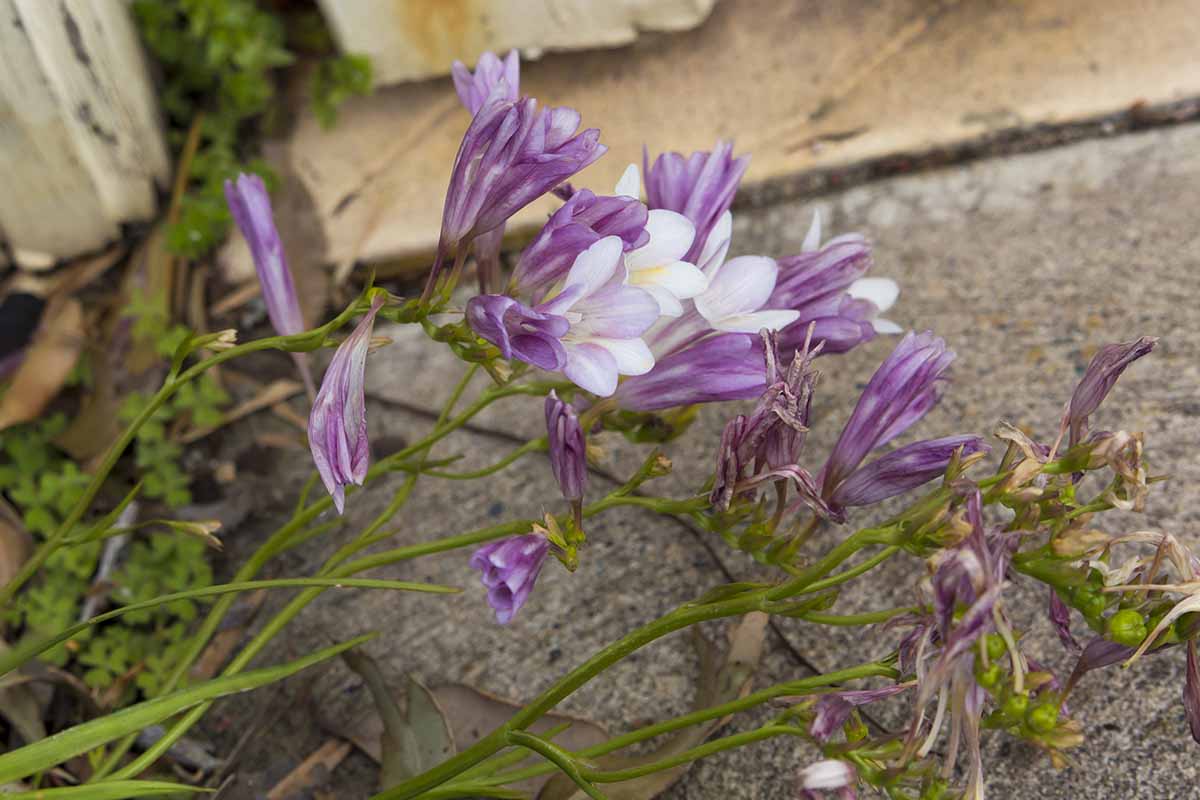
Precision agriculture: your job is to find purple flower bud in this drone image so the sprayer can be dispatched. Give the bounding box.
[643,140,749,264]
[819,332,954,501]
[1049,589,1081,651]
[308,296,384,514]
[615,332,767,411]
[469,534,550,624]
[511,189,649,297]
[545,391,587,502]
[1184,641,1200,743]
[472,225,506,295]
[224,173,305,338]
[1067,336,1156,445]
[439,97,605,250]
[827,434,989,511]
[466,294,568,370]
[451,50,519,115]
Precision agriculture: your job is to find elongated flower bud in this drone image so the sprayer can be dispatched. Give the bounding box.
[224,172,314,395]
[451,50,519,115]
[1067,336,1156,445]
[308,296,384,513]
[545,391,586,502]
[469,534,550,624]
[644,140,748,264]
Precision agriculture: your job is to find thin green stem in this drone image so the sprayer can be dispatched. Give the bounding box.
[797,606,916,626]
[506,732,608,800]
[418,439,546,480]
[800,546,900,595]
[582,726,793,783]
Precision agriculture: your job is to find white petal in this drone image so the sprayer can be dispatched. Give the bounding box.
[562,236,624,300]
[693,255,778,323]
[698,210,733,275]
[625,210,694,270]
[639,284,684,317]
[711,309,800,333]
[848,277,899,312]
[614,163,640,199]
[872,318,904,334]
[563,343,619,396]
[801,210,822,252]
[589,336,655,376]
[628,259,708,298]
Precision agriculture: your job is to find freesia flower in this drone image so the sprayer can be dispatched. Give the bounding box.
[469,237,659,396]
[427,92,605,297]
[510,188,648,298]
[308,296,384,514]
[798,759,857,799]
[224,172,315,395]
[615,332,769,411]
[643,140,749,264]
[451,50,519,114]
[469,534,550,624]
[450,50,521,293]
[1066,336,1156,445]
[545,390,587,504]
[817,332,976,519]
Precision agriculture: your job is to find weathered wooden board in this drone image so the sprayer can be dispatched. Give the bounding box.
[0,0,168,267]
[268,0,1200,272]
[316,0,718,85]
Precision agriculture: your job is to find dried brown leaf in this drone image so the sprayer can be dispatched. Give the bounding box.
[266,738,353,800]
[0,296,84,431]
[0,499,31,590]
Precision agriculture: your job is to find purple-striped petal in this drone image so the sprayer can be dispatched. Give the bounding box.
[469,534,550,624]
[466,294,568,370]
[563,342,620,397]
[1067,336,1157,445]
[545,391,587,502]
[829,435,988,510]
[452,50,520,115]
[616,333,768,411]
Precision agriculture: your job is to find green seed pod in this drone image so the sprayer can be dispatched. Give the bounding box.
[1002,693,1030,721]
[1026,703,1060,734]
[975,661,1003,689]
[1072,586,1108,620]
[985,633,1007,661]
[1106,608,1148,648]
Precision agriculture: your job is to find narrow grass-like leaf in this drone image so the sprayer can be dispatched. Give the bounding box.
[0,779,210,798]
[0,578,456,678]
[0,634,375,783]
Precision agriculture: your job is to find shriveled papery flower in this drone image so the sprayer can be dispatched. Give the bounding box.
[1066,336,1156,445]
[451,50,519,114]
[545,390,587,504]
[308,296,384,513]
[643,140,749,264]
[428,93,605,296]
[469,533,550,624]
[797,684,912,742]
[1048,589,1081,651]
[224,172,315,395]
[469,237,659,396]
[814,332,960,519]
[510,188,649,298]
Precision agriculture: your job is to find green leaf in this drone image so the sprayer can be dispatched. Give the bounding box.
[0,634,376,782]
[0,578,458,678]
[1,779,211,798]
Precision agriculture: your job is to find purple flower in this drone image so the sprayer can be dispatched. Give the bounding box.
[545,391,587,503]
[1185,641,1200,743]
[1049,589,1081,651]
[308,296,384,514]
[224,173,305,337]
[451,50,519,115]
[225,173,315,395]
[469,237,659,396]
[827,434,989,511]
[511,188,649,298]
[799,684,911,742]
[469,534,550,624]
[438,96,605,256]
[817,332,955,516]
[643,140,749,264]
[1067,336,1156,445]
[615,332,767,411]
[466,294,568,370]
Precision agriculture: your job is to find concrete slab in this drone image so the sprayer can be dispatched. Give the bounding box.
[209,121,1200,798]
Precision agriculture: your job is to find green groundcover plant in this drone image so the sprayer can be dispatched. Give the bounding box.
[0,50,1187,800]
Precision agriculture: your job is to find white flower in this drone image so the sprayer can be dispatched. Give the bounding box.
[799,759,856,792]
[692,209,798,333]
[615,165,709,317]
[805,209,901,334]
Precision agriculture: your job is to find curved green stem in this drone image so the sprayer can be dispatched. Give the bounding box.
[397,439,548,481]
[506,731,608,800]
[799,546,900,595]
[583,725,793,783]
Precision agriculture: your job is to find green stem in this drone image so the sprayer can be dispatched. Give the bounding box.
[582,726,793,783]
[797,606,916,626]
[397,439,547,481]
[476,661,896,788]
[506,731,608,800]
[800,546,900,594]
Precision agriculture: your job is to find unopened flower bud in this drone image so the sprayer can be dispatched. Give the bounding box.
[545,391,587,503]
[469,533,551,624]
